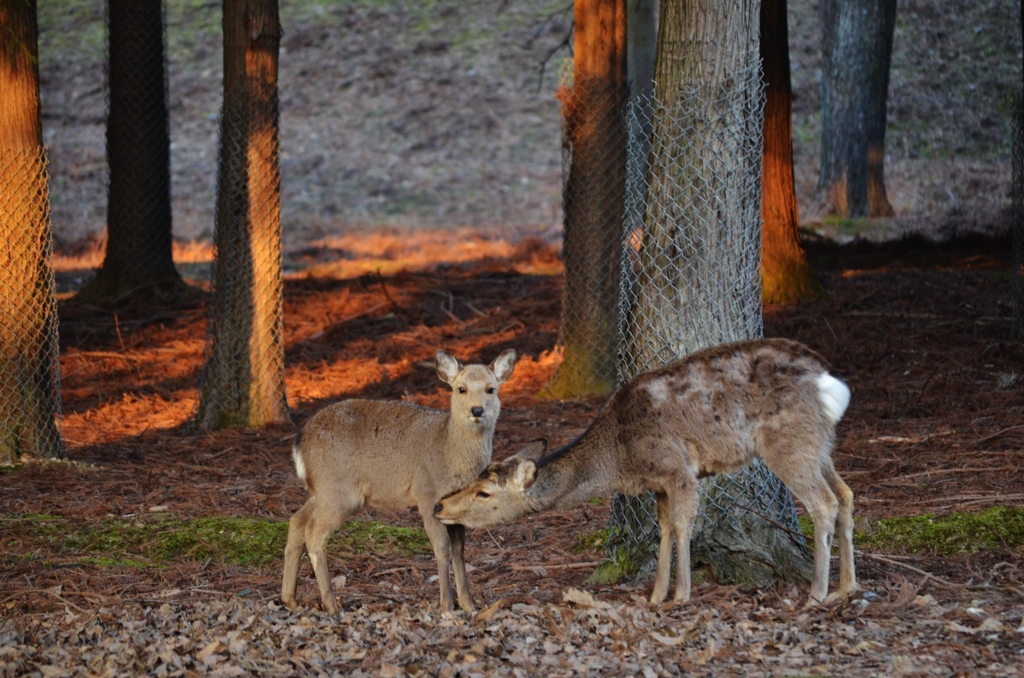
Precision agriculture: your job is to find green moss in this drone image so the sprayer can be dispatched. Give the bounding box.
[12,513,430,570]
[798,507,1024,555]
[575,528,611,554]
[584,547,642,586]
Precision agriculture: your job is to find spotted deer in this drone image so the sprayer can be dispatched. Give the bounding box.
[436,338,856,607]
[282,348,517,614]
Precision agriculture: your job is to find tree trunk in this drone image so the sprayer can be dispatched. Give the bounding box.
[811,0,897,219]
[194,0,288,429]
[542,0,627,398]
[760,0,824,304]
[621,0,813,589]
[0,0,63,461]
[78,0,184,301]
[1014,2,1024,341]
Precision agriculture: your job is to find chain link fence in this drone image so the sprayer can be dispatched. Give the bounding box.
[0,148,64,462]
[1012,91,1024,341]
[606,63,811,584]
[194,80,288,430]
[544,71,628,397]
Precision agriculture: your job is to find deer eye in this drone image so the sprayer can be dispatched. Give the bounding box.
[486,387,495,394]
[458,386,466,394]
[477,491,491,499]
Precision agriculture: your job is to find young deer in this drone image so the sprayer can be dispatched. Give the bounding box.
[282,348,517,614]
[436,338,856,607]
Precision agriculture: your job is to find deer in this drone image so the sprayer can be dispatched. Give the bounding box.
[435,338,857,608]
[281,348,517,615]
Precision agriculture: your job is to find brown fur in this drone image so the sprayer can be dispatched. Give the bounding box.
[282,349,517,614]
[436,338,856,606]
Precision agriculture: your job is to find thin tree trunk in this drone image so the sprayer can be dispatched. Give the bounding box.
[78,0,184,301]
[542,0,627,398]
[195,0,287,429]
[0,0,63,461]
[760,0,823,304]
[812,0,896,219]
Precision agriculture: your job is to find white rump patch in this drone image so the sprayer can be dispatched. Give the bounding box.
[293,444,307,484]
[816,372,851,424]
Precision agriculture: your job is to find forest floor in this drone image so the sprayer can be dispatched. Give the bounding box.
[11,0,1024,673]
[3,232,1024,675]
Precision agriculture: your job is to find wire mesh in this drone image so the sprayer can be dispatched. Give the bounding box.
[96,0,179,294]
[545,70,629,396]
[0,147,64,461]
[193,84,288,430]
[608,63,808,577]
[1012,91,1024,341]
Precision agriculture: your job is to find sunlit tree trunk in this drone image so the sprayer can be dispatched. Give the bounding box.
[811,0,897,218]
[78,0,183,301]
[195,0,288,429]
[543,0,627,398]
[0,0,63,461]
[760,0,823,304]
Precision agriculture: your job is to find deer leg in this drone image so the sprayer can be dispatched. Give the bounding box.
[420,510,455,613]
[650,492,674,605]
[777,470,839,606]
[671,480,699,603]
[281,497,314,610]
[447,524,476,613]
[304,499,352,615]
[826,466,858,598]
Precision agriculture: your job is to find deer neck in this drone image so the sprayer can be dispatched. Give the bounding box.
[442,415,495,473]
[528,413,619,511]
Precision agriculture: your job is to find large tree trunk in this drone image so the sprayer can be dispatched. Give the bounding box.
[78,0,184,301]
[0,0,63,461]
[811,0,897,218]
[760,0,823,304]
[621,0,813,589]
[194,0,288,429]
[542,0,627,398]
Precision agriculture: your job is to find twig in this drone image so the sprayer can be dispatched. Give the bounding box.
[113,313,127,352]
[855,551,957,588]
[890,466,1020,481]
[972,425,1024,448]
[0,588,87,614]
[511,561,601,572]
[536,27,573,93]
[485,530,506,552]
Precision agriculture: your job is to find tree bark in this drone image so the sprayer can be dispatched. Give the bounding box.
[542,0,627,398]
[195,0,288,429]
[811,0,897,219]
[78,0,184,301]
[0,0,63,461]
[621,0,813,588]
[760,0,824,304]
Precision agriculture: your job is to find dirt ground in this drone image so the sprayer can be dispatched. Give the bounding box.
[38,0,1021,249]
[2,232,1024,675]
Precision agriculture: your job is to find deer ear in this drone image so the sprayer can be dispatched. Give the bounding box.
[512,460,536,492]
[489,349,517,384]
[435,350,461,384]
[514,438,548,461]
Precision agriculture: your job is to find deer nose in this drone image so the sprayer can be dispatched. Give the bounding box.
[471,406,484,418]
[434,502,443,515]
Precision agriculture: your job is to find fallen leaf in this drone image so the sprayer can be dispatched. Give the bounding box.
[562,588,607,609]
[650,631,686,647]
[474,599,504,623]
[197,639,225,661]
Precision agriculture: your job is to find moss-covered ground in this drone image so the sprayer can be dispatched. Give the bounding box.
[8,513,431,570]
